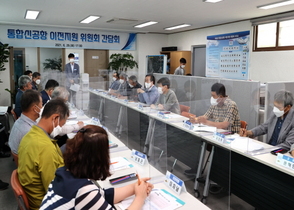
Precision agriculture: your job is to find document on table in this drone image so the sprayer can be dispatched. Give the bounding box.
[230,137,264,152]
[110,157,133,172]
[70,83,80,92]
[119,189,185,210]
[193,124,216,133]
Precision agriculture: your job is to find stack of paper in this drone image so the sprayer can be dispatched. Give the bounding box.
[119,189,185,210]
[231,137,264,152]
[0,106,8,115]
[110,157,133,172]
[193,124,216,133]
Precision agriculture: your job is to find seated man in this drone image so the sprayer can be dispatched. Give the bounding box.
[151,77,180,115]
[9,90,42,154]
[192,83,241,133]
[24,70,32,78]
[18,98,69,210]
[31,72,41,90]
[137,74,159,105]
[127,75,142,101]
[109,72,120,93]
[241,90,294,151]
[15,75,33,118]
[40,79,59,105]
[116,73,129,97]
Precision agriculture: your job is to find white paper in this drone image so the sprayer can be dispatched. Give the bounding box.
[119,189,184,210]
[110,157,133,172]
[231,137,264,152]
[193,124,216,133]
[70,83,80,92]
[0,106,8,115]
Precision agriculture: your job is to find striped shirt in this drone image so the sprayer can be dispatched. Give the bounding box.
[40,167,114,210]
[204,97,241,133]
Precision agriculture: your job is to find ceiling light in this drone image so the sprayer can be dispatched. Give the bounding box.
[257,0,294,9]
[134,21,158,28]
[203,0,223,3]
[25,10,40,20]
[80,16,100,24]
[165,24,191,30]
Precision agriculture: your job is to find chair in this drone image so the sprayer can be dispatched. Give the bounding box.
[241,120,248,129]
[11,109,18,121]
[11,152,18,166]
[179,104,190,114]
[10,170,30,210]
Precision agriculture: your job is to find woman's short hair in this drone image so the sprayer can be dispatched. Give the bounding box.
[64,125,111,180]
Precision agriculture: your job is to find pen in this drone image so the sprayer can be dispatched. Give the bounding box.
[136,173,141,185]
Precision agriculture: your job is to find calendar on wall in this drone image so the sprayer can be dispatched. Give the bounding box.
[206,31,250,80]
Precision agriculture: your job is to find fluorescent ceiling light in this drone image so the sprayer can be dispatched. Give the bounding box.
[257,0,294,9]
[203,0,223,3]
[80,16,100,24]
[25,10,40,20]
[165,24,191,30]
[134,21,158,28]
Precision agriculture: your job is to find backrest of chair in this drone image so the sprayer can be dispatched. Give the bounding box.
[181,111,196,118]
[241,120,247,129]
[10,170,30,210]
[179,105,190,113]
[11,109,18,121]
[11,152,19,166]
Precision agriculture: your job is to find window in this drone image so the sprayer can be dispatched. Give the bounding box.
[253,19,294,51]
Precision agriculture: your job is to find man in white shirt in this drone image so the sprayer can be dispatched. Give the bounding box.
[174,58,186,75]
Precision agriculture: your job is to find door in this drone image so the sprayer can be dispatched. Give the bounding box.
[13,48,26,90]
[192,45,206,77]
[84,49,109,77]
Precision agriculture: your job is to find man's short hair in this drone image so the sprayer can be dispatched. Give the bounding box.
[18,75,31,89]
[68,53,74,58]
[274,90,293,107]
[32,72,41,78]
[145,74,155,84]
[20,90,41,112]
[45,79,59,90]
[24,70,32,76]
[52,86,69,101]
[41,98,69,120]
[157,77,170,88]
[211,83,226,97]
[180,58,186,64]
[120,73,127,79]
[129,75,137,83]
[113,72,119,79]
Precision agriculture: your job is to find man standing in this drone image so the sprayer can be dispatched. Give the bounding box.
[18,98,69,210]
[65,53,80,106]
[15,75,32,118]
[31,72,41,90]
[174,58,186,75]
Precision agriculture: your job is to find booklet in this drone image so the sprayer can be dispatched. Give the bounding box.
[110,157,133,172]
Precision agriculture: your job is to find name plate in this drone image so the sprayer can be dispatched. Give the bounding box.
[124,99,128,104]
[130,149,147,166]
[276,153,294,170]
[164,171,186,195]
[137,103,143,110]
[213,132,225,143]
[183,120,194,130]
[91,117,101,125]
[157,111,170,119]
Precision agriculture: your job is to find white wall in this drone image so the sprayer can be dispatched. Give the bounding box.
[40,48,62,74]
[0,62,11,106]
[25,47,38,72]
[137,34,168,84]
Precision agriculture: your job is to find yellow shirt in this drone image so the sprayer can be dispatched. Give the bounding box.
[18,125,64,210]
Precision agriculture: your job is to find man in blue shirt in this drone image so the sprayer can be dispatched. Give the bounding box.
[137,74,159,105]
[240,90,294,150]
[109,72,120,92]
[15,75,32,118]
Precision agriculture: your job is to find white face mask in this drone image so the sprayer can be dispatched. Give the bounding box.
[129,84,134,88]
[36,79,41,85]
[112,77,116,81]
[158,87,163,94]
[50,118,62,138]
[181,65,185,68]
[186,92,193,99]
[210,97,219,106]
[145,82,151,89]
[273,106,284,117]
[119,79,124,84]
[34,105,42,117]
[69,58,74,63]
[253,105,259,112]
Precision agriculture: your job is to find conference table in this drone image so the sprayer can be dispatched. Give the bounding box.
[88,89,294,210]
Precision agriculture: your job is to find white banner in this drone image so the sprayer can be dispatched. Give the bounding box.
[0,24,136,50]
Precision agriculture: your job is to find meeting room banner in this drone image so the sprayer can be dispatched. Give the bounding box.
[0,24,136,50]
[206,31,250,80]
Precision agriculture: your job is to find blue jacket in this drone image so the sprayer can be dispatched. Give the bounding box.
[14,89,23,118]
[138,85,159,105]
[41,90,50,106]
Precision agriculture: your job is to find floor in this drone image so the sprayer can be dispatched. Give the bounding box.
[0,113,255,210]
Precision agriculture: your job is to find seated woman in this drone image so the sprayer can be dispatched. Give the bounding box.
[40,125,153,210]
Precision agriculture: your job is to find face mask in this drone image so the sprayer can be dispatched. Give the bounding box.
[69,58,74,63]
[34,105,42,116]
[210,97,219,106]
[253,105,259,112]
[36,79,41,85]
[119,79,124,84]
[181,65,185,68]
[273,106,284,117]
[129,84,134,88]
[112,77,116,81]
[50,118,62,138]
[145,82,151,89]
[158,87,163,94]
[186,92,193,99]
